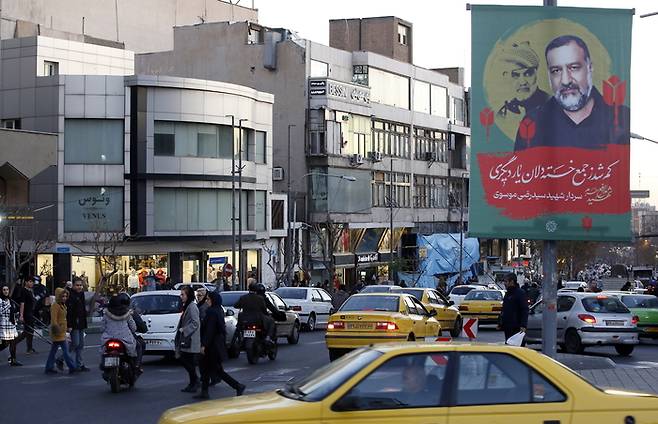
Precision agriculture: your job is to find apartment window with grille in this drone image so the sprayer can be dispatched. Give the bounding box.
[372,120,410,159]
[397,24,408,45]
[414,175,448,208]
[44,61,59,76]
[372,171,411,208]
[414,127,448,162]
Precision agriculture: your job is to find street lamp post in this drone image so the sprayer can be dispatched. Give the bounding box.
[238,118,248,290]
[286,124,296,286]
[458,172,469,284]
[225,115,236,290]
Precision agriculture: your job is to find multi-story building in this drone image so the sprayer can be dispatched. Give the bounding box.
[0,35,279,289]
[137,16,471,287]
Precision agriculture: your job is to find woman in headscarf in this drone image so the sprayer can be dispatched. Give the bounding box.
[194,291,245,399]
[176,285,201,393]
[45,288,77,374]
[0,284,21,366]
[100,293,137,358]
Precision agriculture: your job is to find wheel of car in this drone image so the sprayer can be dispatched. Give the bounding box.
[614,344,634,356]
[287,322,300,345]
[450,317,463,338]
[306,313,316,332]
[564,329,584,354]
[328,348,341,362]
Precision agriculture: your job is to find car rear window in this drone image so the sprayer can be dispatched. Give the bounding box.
[397,289,424,301]
[131,295,181,315]
[621,296,658,309]
[340,296,400,312]
[221,292,247,307]
[275,288,307,299]
[581,296,630,314]
[465,291,503,301]
[360,286,394,293]
[451,286,476,296]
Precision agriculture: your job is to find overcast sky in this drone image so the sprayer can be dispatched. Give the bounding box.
[254,0,658,206]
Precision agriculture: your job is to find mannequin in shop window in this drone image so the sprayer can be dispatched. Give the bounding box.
[80,271,89,291]
[127,268,139,294]
[155,269,166,290]
[145,270,157,292]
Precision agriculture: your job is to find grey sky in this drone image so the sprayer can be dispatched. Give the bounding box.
[254,0,658,205]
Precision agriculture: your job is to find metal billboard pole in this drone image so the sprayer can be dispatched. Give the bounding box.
[541,0,558,359]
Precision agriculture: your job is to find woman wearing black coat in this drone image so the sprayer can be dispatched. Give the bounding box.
[194,291,245,399]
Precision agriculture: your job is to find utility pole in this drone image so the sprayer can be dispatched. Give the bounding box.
[286,124,295,286]
[389,156,394,282]
[226,115,236,291]
[238,118,248,290]
[459,173,466,283]
[541,0,558,359]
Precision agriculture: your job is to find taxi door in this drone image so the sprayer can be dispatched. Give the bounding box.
[411,296,441,338]
[447,352,573,424]
[429,290,457,330]
[402,296,428,338]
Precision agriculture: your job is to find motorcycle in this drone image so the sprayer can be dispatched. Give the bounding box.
[101,339,139,393]
[237,320,277,365]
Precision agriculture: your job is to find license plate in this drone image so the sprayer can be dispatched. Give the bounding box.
[145,339,161,345]
[605,320,625,326]
[104,357,119,367]
[347,322,374,330]
[243,330,256,338]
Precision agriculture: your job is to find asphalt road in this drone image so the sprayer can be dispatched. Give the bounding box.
[2,326,657,424]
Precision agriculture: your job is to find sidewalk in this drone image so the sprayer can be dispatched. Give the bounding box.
[578,367,658,394]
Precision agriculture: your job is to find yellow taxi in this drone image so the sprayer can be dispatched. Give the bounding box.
[392,287,463,337]
[158,343,658,424]
[458,289,504,324]
[325,293,441,360]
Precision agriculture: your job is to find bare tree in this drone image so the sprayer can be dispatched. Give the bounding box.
[261,239,289,288]
[308,216,344,291]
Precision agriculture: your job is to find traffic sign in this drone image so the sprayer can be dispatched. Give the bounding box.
[460,318,478,340]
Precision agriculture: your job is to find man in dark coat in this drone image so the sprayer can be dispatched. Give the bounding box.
[194,291,245,399]
[14,278,37,353]
[500,273,529,345]
[65,280,88,371]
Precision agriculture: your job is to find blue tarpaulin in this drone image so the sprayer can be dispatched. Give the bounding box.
[398,233,480,289]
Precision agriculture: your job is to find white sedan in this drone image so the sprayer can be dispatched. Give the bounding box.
[448,284,483,306]
[130,290,238,357]
[274,287,334,331]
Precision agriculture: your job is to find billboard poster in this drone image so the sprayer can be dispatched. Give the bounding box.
[470,6,632,241]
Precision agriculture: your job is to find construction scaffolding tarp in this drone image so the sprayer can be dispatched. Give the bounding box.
[398,233,480,289]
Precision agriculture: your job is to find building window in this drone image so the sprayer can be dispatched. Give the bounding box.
[254,131,266,164]
[414,127,448,162]
[413,80,430,114]
[64,186,124,232]
[64,119,124,164]
[254,191,267,231]
[352,65,369,86]
[44,61,59,76]
[310,60,329,78]
[397,24,408,45]
[341,113,372,157]
[414,175,448,209]
[453,97,465,124]
[372,120,410,159]
[2,119,21,130]
[372,171,410,208]
[309,131,326,155]
[369,68,410,110]
[271,199,284,230]
[247,26,262,44]
[154,188,250,232]
[431,85,448,118]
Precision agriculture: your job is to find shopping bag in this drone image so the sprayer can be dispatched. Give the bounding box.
[506,331,525,346]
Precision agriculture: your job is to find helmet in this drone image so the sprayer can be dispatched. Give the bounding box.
[255,283,266,296]
[248,281,259,292]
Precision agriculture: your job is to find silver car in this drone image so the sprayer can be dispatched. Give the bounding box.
[526,292,639,356]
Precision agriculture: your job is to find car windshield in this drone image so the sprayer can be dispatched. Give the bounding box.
[131,295,181,315]
[621,295,658,309]
[280,348,383,402]
[360,286,394,293]
[451,286,476,296]
[464,290,503,301]
[396,289,424,301]
[220,292,247,307]
[275,288,307,299]
[340,295,400,312]
[582,296,630,314]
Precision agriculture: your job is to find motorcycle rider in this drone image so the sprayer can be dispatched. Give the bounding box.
[101,293,138,370]
[234,281,275,345]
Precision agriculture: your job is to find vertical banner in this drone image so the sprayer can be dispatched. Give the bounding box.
[470,6,633,241]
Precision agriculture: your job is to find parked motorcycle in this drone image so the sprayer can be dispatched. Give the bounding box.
[101,339,139,393]
[238,321,277,365]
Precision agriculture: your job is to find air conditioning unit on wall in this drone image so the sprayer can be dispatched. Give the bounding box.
[350,154,364,166]
[272,167,284,181]
[369,151,383,162]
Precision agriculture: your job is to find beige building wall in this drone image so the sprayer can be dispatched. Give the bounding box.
[0,0,258,53]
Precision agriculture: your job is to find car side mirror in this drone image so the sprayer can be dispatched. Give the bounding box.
[449,300,455,306]
[225,309,235,317]
[429,309,437,317]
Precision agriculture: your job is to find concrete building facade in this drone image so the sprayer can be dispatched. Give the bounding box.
[137,18,470,287]
[0,35,280,289]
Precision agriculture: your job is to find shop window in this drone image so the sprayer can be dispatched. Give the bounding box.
[64,119,123,164]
